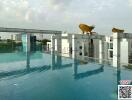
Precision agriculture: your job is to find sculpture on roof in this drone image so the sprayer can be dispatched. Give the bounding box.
[79,24,95,35]
[112,27,124,33]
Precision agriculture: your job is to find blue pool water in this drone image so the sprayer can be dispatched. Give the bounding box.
[0,51,132,100]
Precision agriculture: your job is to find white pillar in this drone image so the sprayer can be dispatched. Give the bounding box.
[56,34,62,54]
[22,33,30,52]
[99,38,104,63]
[72,34,77,59]
[113,33,121,67]
[51,35,55,54]
[82,41,85,60]
[27,33,30,52]
[68,34,72,58]
[120,38,128,65]
[86,38,89,57]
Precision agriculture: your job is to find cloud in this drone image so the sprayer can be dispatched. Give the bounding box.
[0,0,131,34]
[0,0,30,21]
[128,0,132,6]
[47,0,73,11]
[0,0,115,24]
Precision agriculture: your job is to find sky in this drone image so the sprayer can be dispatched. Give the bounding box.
[0,0,132,38]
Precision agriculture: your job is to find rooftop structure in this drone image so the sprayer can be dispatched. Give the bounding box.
[0,27,61,34]
[47,32,132,67]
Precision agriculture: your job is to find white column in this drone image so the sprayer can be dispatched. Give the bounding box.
[93,39,99,58]
[51,35,55,54]
[103,40,108,61]
[82,41,85,60]
[22,33,30,52]
[51,35,56,70]
[72,34,77,59]
[56,34,62,54]
[113,33,121,67]
[120,38,128,65]
[86,37,89,57]
[99,38,104,63]
[27,33,30,52]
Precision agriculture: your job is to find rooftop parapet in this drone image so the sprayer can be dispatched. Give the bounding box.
[113,32,132,39]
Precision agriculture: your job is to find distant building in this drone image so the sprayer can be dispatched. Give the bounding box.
[10,33,43,41]
[15,34,22,41]
[35,34,43,40]
[22,34,37,52]
[30,35,37,51]
[11,34,15,40]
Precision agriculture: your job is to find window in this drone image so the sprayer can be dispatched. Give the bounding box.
[109,50,113,58]
[79,52,82,56]
[107,43,109,49]
[109,43,113,49]
[79,46,82,49]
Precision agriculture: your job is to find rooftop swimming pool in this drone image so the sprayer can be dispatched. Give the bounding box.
[0,51,132,100]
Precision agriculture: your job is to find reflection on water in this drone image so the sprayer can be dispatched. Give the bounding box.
[0,65,50,79]
[0,51,50,80]
[0,48,132,100]
[73,64,104,79]
[26,51,30,70]
[51,54,73,70]
[0,50,122,85]
[117,66,121,85]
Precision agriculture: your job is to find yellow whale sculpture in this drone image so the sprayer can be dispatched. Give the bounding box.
[79,24,95,35]
[112,27,124,33]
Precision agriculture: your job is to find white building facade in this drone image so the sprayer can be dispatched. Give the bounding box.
[47,32,132,67]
